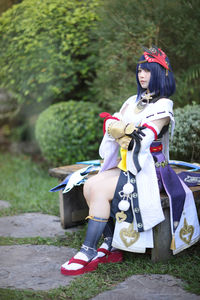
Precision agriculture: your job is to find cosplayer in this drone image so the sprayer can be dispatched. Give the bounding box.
[60,46,200,276]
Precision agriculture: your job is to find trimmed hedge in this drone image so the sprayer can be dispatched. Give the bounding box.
[35,101,103,165]
[0,88,18,124]
[170,103,200,162]
[0,0,99,104]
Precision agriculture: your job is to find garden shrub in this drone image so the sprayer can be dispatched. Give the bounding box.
[0,0,99,104]
[0,88,18,124]
[35,101,103,165]
[170,103,200,162]
[90,0,200,110]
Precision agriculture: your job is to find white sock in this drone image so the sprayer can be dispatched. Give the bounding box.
[62,251,89,271]
[97,242,109,257]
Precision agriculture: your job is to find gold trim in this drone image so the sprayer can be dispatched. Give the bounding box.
[85,216,108,222]
[138,60,147,64]
[170,234,176,250]
[120,223,140,247]
[173,236,200,255]
[116,211,127,223]
[179,218,194,245]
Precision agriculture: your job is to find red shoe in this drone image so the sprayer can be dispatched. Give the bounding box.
[61,257,99,276]
[97,248,123,264]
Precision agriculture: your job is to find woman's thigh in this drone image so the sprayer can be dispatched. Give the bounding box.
[83,168,121,203]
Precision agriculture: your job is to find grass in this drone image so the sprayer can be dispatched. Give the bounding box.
[0,243,200,300]
[0,151,200,299]
[0,151,59,217]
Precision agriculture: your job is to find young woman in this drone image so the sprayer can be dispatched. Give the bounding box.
[61,47,200,276]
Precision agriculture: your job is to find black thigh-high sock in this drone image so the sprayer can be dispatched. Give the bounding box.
[102,216,115,250]
[80,217,107,260]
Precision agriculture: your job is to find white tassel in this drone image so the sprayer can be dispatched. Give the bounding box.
[118,200,130,211]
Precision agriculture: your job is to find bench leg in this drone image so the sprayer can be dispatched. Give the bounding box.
[59,185,89,229]
[151,207,173,262]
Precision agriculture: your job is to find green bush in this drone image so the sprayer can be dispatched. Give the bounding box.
[0,0,99,104]
[35,101,103,165]
[90,0,200,110]
[170,103,200,162]
[0,88,18,125]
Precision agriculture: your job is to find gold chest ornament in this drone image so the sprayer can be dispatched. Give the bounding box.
[134,91,153,114]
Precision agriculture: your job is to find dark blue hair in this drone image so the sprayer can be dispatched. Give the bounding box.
[136,54,176,101]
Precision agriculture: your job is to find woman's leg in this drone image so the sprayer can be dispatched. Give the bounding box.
[61,168,120,275]
[83,167,121,218]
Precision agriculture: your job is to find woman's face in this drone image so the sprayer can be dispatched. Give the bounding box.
[138,68,151,89]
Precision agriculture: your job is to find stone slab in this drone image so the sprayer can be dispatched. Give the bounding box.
[0,245,77,290]
[0,213,82,238]
[0,245,200,298]
[0,200,11,210]
[92,274,200,300]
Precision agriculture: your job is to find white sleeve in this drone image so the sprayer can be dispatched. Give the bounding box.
[142,98,175,136]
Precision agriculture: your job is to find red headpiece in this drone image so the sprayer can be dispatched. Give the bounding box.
[139,46,170,71]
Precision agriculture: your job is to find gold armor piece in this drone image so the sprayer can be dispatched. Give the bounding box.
[107,120,126,139]
[125,123,135,135]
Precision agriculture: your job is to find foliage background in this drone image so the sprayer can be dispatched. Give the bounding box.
[0,0,99,105]
[170,103,200,162]
[0,2,200,297]
[35,101,103,165]
[0,0,200,164]
[90,0,200,111]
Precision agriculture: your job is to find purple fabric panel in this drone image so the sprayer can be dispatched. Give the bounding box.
[160,165,186,223]
[151,144,186,224]
[177,171,200,187]
[100,151,119,172]
[155,166,164,192]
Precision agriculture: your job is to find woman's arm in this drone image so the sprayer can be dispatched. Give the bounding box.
[151,116,170,132]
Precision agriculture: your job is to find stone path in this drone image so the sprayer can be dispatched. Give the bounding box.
[0,245,76,290]
[0,200,11,209]
[92,274,200,300]
[0,210,80,290]
[0,213,80,238]
[0,204,199,299]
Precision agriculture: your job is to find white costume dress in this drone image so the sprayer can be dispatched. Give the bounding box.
[99,95,200,254]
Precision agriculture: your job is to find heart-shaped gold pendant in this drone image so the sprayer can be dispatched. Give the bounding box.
[179,218,194,245]
[120,223,140,247]
[116,211,127,223]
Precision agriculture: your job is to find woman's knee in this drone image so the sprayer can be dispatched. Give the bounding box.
[83,176,102,202]
[83,169,120,203]
[83,177,93,201]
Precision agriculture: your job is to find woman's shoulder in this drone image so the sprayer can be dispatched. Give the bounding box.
[142,97,174,123]
[122,94,137,107]
[119,94,137,112]
[154,97,173,109]
[124,94,137,103]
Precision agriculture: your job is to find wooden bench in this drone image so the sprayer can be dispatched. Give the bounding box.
[49,164,200,262]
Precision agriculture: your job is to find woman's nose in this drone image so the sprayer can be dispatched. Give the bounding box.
[139,70,145,77]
